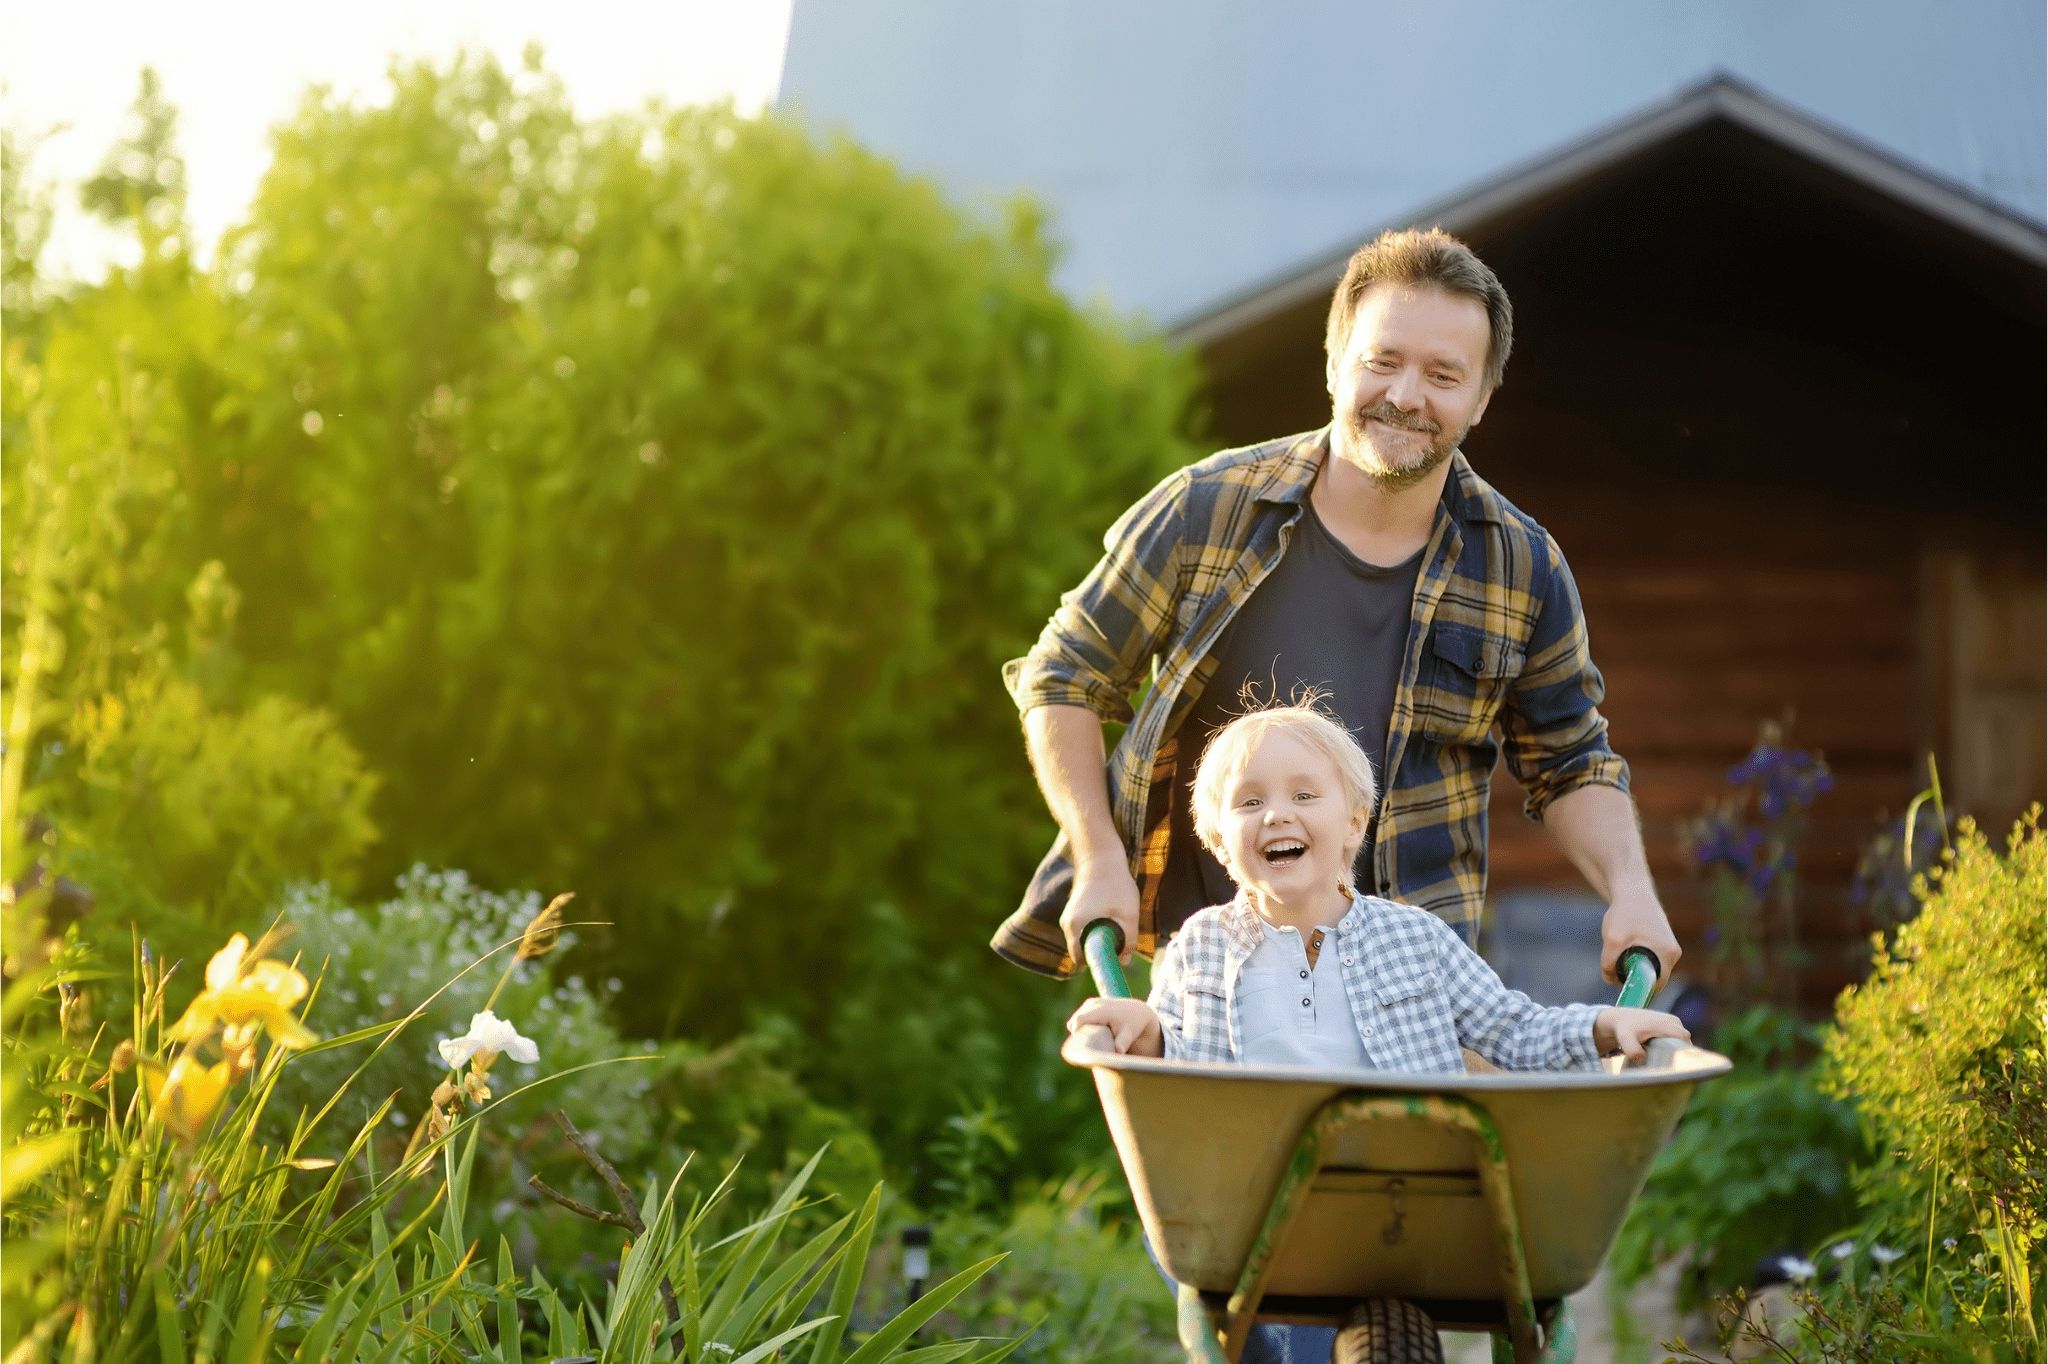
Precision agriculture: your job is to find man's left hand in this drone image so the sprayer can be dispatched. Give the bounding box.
[1600,886,1682,988]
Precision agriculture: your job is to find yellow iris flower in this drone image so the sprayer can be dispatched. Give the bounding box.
[141,1055,234,1143]
[169,933,317,1052]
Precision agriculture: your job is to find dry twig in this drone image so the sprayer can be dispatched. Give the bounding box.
[529,1108,682,1331]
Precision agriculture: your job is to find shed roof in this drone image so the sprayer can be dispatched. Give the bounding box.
[1180,73,2046,347]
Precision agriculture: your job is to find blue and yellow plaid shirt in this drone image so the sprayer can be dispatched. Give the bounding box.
[993,428,1629,979]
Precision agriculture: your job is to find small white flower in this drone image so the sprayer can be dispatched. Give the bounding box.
[1943,1237,1959,1252]
[437,1010,540,1069]
[1830,1241,1855,1261]
[1776,1255,1817,1283]
[1872,1245,1905,1265]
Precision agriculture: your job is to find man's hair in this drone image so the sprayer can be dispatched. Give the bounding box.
[1190,699,1379,858]
[1324,227,1514,391]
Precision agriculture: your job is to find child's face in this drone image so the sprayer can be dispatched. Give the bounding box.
[1209,729,1370,912]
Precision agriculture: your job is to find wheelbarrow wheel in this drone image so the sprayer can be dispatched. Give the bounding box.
[1332,1297,1442,1364]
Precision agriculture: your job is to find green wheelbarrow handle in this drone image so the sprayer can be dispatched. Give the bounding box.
[1081,920,1134,999]
[1085,922,1663,1010]
[1614,945,1662,1009]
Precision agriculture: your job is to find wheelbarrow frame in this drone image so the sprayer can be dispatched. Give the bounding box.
[1071,923,1728,1364]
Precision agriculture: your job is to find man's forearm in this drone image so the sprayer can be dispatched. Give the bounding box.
[1542,780,1683,981]
[1023,704,1126,866]
[1541,783,1654,900]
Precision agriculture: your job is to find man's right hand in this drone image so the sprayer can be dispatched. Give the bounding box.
[1061,856,1141,969]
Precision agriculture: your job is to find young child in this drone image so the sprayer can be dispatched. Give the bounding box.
[1067,701,1689,1070]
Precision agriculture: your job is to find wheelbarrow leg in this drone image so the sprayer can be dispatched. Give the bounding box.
[1488,1298,1577,1363]
[1176,1283,1232,1363]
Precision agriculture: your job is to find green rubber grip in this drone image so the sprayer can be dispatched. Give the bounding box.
[1081,921,1133,999]
[1615,946,1661,1010]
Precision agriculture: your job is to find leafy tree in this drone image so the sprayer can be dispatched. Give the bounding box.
[78,66,187,243]
[5,50,1201,1184]
[2,127,55,339]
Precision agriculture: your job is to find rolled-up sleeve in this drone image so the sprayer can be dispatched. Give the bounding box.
[1004,469,1188,724]
[1499,532,1630,820]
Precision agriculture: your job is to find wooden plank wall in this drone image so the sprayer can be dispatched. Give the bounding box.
[1482,486,2020,1010]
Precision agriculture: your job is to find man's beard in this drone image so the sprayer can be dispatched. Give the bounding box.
[1338,401,1462,491]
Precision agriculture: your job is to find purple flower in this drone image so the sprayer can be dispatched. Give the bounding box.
[1727,741,1780,786]
[1729,738,1833,819]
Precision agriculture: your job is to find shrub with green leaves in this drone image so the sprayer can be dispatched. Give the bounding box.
[57,666,377,945]
[269,867,650,1152]
[267,867,885,1293]
[1823,810,2045,1351]
[6,52,1198,1190]
[931,1170,1178,1364]
[1612,1006,1869,1310]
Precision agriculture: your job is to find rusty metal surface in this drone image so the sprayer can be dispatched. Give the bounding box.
[1063,1033,1729,1304]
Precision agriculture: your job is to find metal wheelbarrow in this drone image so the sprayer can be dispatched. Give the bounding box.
[1064,922,1731,1364]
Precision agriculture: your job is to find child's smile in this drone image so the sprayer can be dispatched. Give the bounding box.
[1213,730,1369,921]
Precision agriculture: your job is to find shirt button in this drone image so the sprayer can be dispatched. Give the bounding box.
[1301,998,1311,1008]
[1341,956,1355,966]
[1298,969,1309,979]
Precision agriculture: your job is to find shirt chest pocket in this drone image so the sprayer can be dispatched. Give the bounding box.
[1412,621,1524,748]
[1370,969,1464,1073]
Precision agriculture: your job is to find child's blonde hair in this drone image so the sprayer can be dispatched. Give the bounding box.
[1189,699,1379,856]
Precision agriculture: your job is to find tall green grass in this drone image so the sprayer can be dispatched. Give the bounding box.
[1,917,1020,1363]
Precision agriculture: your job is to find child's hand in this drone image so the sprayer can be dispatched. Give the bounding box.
[1594,1007,1692,1062]
[1066,997,1165,1057]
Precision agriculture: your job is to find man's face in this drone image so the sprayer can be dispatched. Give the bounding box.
[1327,284,1495,490]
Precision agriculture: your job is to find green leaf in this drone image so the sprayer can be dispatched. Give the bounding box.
[150,1264,188,1364]
[223,1256,274,1364]
[496,1235,524,1364]
[840,1255,1007,1364]
[807,1184,880,1364]
[722,1316,835,1364]
[0,1128,76,1200]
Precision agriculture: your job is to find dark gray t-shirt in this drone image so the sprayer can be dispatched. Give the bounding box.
[1158,503,1423,931]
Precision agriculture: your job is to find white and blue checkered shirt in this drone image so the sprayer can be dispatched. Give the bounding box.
[1149,892,1602,1073]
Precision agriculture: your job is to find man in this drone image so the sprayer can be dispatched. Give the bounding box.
[993,227,1681,990]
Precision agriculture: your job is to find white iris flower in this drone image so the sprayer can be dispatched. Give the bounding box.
[437,1010,541,1069]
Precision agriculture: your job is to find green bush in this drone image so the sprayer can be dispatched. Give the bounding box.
[1613,1007,1869,1310]
[6,52,1198,1189]
[268,867,885,1291]
[932,1170,1178,1363]
[1823,810,2045,1350]
[268,868,654,1155]
[55,665,377,941]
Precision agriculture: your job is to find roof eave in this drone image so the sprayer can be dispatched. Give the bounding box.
[1171,74,2047,347]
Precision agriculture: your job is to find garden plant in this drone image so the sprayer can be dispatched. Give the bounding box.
[3,48,1185,1359]
[1646,737,2048,1351]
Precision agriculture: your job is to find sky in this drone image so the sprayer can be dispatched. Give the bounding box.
[1,0,795,282]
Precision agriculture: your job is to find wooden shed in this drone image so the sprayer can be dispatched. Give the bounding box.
[1182,78,2047,1005]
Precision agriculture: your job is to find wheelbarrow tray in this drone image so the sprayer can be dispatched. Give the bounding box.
[1062,1033,1730,1305]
